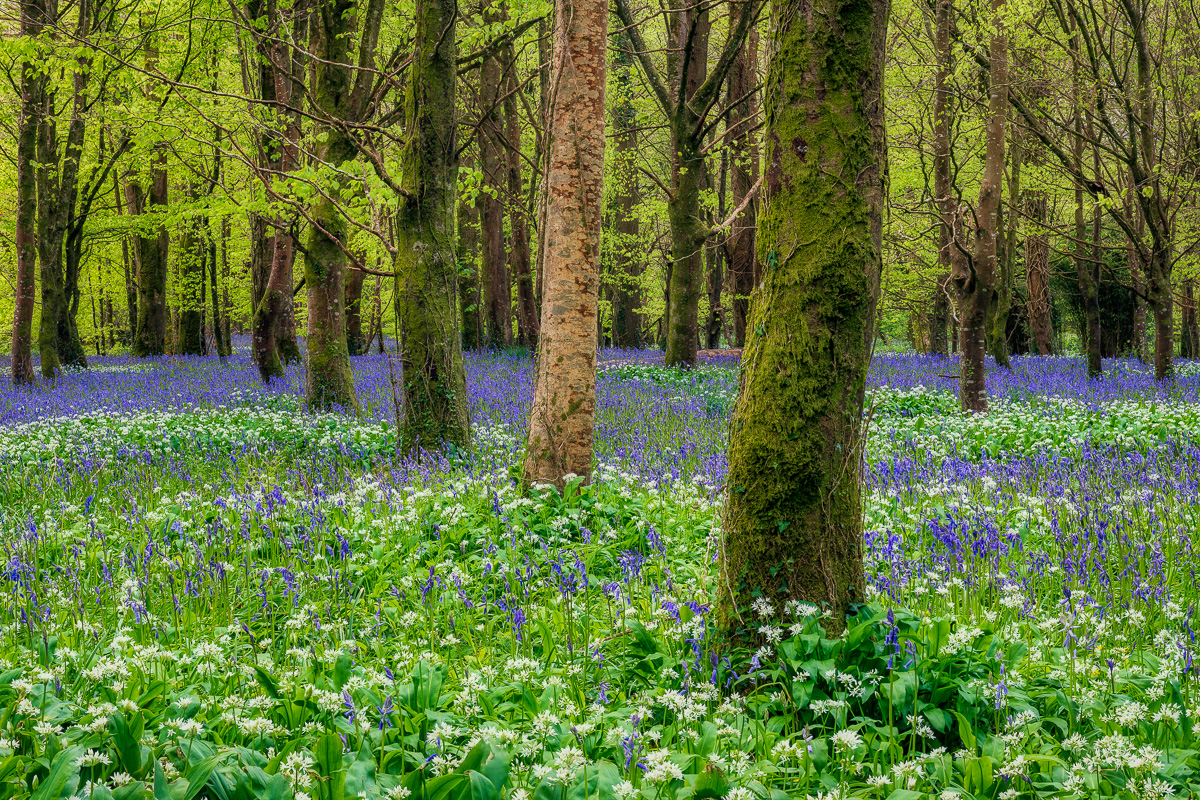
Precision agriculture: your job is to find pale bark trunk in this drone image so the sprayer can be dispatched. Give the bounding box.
[522,0,607,488]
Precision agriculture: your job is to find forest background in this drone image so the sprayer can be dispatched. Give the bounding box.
[0,0,1193,385]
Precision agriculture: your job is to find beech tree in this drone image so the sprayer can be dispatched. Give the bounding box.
[523,0,606,487]
[720,0,888,632]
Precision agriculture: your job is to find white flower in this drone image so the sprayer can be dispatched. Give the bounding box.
[76,749,112,768]
[830,730,863,755]
[613,780,637,799]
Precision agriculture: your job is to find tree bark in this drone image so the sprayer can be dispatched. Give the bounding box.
[394,0,470,452]
[506,47,539,349]
[609,29,643,348]
[522,0,607,488]
[726,5,759,347]
[132,19,169,359]
[932,0,961,361]
[480,12,512,349]
[11,5,40,386]
[303,0,383,411]
[345,266,367,355]
[457,160,483,350]
[720,0,887,635]
[954,0,1005,412]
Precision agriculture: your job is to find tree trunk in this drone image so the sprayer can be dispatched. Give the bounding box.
[11,18,39,386]
[609,29,643,348]
[930,276,950,355]
[726,6,759,347]
[394,0,470,452]
[932,0,962,363]
[132,21,169,359]
[457,163,483,350]
[1025,189,1053,355]
[304,0,369,412]
[345,267,367,355]
[720,0,887,635]
[178,189,207,355]
[955,0,1005,412]
[506,51,538,349]
[480,17,512,349]
[663,4,710,368]
[522,0,607,488]
[989,106,1018,371]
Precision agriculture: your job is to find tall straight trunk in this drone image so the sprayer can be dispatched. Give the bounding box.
[132,20,169,358]
[522,0,607,488]
[11,16,40,386]
[1023,79,1052,355]
[480,15,512,349]
[955,0,1005,412]
[1127,171,1147,362]
[506,51,538,349]
[34,0,92,376]
[457,161,483,349]
[990,106,1018,370]
[345,267,367,355]
[394,0,469,452]
[720,0,887,634]
[209,225,228,358]
[930,277,950,355]
[1069,33,1101,378]
[609,29,643,348]
[725,5,759,347]
[178,188,206,355]
[663,4,710,367]
[956,0,1006,410]
[1025,188,1053,354]
[932,0,960,361]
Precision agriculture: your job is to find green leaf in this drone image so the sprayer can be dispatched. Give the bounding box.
[254,666,281,700]
[31,745,83,800]
[183,755,222,800]
[693,763,730,799]
[314,733,346,800]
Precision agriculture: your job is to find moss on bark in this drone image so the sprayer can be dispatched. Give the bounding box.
[719,0,887,636]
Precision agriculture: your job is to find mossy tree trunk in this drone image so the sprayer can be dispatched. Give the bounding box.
[394,0,470,453]
[719,0,888,635]
[522,0,607,488]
